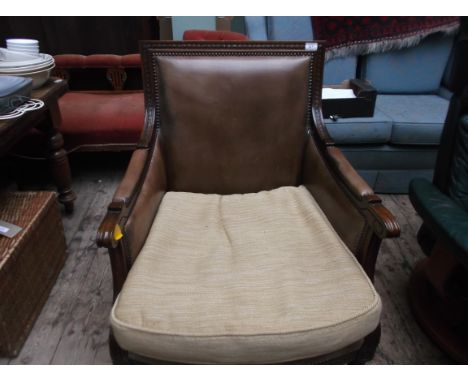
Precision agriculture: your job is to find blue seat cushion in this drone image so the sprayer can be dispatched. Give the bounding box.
[324,109,393,145]
[362,34,453,94]
[339,144,438,170]
[340,145,439,193]
[358,169,434,194]
[376,95,449,145]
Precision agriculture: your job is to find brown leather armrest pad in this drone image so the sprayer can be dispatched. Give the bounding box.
[124,138,167,261]
[326,146,374,199]
[112,148,148,207]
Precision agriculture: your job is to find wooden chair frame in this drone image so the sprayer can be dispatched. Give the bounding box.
[97,41,400,364]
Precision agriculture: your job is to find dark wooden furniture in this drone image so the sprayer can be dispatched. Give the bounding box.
[417,17,468,254]
[0,191,67,357]
[408,91,468,363]
[407,18,468,363]
[97,41,400,364]
[0,78,76,212]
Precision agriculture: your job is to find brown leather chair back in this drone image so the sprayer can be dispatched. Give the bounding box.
[140,41,324,194]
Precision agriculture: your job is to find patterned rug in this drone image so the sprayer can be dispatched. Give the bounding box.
[311,16,460,60]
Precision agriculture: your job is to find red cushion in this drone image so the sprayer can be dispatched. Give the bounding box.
[54,54,87,68]
[83,54,122,68]
[183,30,249,41]
[58,92,144,148]
[121,54,141,68]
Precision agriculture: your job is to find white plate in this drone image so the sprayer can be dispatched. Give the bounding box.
[7,45,39,50]
[0,61,54,72]
[6,47,40,54]
[0,62,54,74]
[0,48,43,65]
[0,64,54,89]
[0,51,54,70]
[0,60,54,73]
[6,38,39,46]
[7,43,39,48]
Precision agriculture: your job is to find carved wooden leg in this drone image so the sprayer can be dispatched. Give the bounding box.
[47,130,76,213]
[424,243,459,299]
[409,247,468,363]
[40,101,76,213]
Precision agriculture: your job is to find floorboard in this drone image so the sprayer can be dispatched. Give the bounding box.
[0,153,452,364]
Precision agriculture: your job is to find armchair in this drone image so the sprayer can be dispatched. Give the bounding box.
[97,41,399,364]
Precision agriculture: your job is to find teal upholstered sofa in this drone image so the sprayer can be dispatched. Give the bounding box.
[244,16,455,193]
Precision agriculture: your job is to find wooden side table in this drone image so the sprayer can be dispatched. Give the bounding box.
[0,78,76,212]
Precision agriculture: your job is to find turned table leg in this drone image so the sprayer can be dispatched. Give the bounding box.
[41,99,76,213]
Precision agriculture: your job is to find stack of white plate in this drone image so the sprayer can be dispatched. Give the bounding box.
[0,46,55,89]
[6,39,40,54]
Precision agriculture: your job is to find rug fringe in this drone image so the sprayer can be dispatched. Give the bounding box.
[325,22,460,61]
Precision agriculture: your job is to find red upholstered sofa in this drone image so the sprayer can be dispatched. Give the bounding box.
[53,54,144,151]
[53,30,249,151]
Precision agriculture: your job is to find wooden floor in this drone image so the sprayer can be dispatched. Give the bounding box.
[0,153,452,364]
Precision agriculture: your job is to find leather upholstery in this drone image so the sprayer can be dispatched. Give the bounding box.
[124,137,167,262]
[302,137,367,255]
[449,115,468,211]
[410,178,468,266]
[157,55,310,194]
[98,42,400,364]
[409,115,468,265]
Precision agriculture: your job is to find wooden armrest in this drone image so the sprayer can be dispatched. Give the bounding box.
[97,137,167,260]
[110,148,148,209]
[366,202,401,239]
[326,146,399,239]
[97,138,166,296]
[97,148,149,249]
[326,146,374,200]
[302,136,399,279]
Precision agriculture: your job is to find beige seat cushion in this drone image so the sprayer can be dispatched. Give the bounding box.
[111,186,381,364]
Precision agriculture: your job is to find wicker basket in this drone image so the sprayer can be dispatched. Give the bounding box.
[0,192,67,357]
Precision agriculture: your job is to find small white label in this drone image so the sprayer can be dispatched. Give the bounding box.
[0,220,21,238]
[305,42,318,51]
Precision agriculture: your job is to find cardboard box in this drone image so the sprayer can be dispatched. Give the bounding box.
[322,79,376,119]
